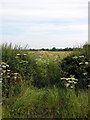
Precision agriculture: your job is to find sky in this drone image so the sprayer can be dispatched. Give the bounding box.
[0,0,89,48]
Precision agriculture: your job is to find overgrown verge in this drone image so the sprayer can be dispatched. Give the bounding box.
[1,43,90,119]
[2,87,88,118]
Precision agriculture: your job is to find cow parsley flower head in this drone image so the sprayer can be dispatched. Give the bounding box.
[14,73,18,76]
[79,62,83,65]
[7,70,10,72]
[17,53,20,56]
[14,76,17,79]
[79,55,84,58]
[83,73,88,75]
[7,76,10,78]
[85,62,89,65]
[72,56,78,59]
[2,65,6,69]
[65,83,70,87]
[6,64,9,67]
[70,86,74,89]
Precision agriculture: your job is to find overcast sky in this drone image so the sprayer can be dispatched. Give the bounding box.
[0,0,89,48]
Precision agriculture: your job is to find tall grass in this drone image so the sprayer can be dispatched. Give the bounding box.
[1,43,89,119]
[2,86,88,118]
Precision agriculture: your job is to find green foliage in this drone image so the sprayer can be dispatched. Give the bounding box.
[60,44,90,89]
[2,87,88,118]
[1,43,89,119]
[1,44,37,97]
[33,57,61,87]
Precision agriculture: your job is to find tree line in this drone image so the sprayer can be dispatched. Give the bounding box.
[29,47,81,51]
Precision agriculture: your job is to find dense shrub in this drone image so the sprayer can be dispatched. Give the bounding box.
[60,44,90,90]
[1,44,36,97]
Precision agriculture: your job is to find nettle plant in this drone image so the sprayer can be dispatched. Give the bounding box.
[60,53,90,89]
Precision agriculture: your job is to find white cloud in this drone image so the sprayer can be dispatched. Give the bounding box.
[0,0,88,48]
[0,1,88,19]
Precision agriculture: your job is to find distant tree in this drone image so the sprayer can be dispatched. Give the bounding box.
[52,47,56,51]
[41,48,45,51]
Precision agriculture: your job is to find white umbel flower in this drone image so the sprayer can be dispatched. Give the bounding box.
[72,56,78,59]
[70,86,74,89]
[17,53,20,56]
[7,70,10,72]
[2,65,6,69]
[66,83,70,87]
[85,62,89,65]
[79,62,83,65]
[79,55,84,58]
[83,73,88,75]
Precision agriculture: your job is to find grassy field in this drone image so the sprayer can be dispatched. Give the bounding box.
[1,44,90,119]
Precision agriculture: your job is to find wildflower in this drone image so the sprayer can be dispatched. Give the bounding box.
[14,76,17,79]
[0,81,2,83]
[72,56,78,59]
[7,76,10,78]
[85,62,89,65]
[17,53,20,56]
[68,81,73,83]
[14,73,18,75]
[61,78,67,80]
[79,62,83,65]
[7,70,10,72]
[6,64,9,67]
[70,86,74,89]
[2,65,6,69]
[71,78,76,80]
[65,83,70,87]
[83,73,88,75]
[79,55,84,58]
[70,75,75,78]
[88,85,90,88]
[74,79,78,81]
[74,82,77,84]
[66,78,71,81]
